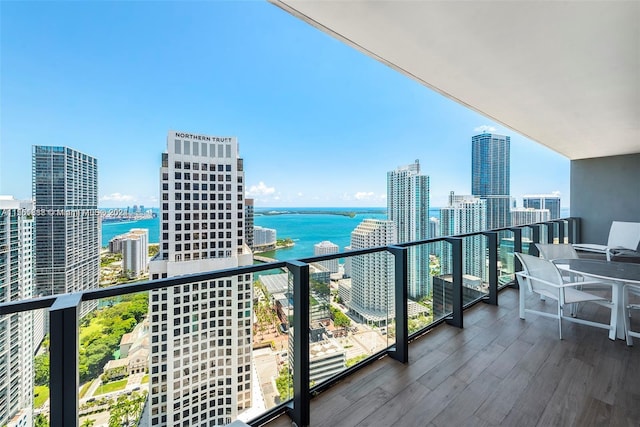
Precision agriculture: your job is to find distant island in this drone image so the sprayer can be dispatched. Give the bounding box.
[256,209,385,218]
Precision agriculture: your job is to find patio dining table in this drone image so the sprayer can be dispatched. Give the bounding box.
[554,258,640,340]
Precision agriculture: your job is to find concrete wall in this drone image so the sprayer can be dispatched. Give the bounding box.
[571,153,640,247]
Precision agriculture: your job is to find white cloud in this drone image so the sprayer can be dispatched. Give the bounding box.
[354,191,375,200]
[474,125,497,133]
[246,181,276,197]
[100,192,135,202]
[297,192,303,197]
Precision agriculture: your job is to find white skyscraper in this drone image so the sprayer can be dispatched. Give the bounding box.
[313,241,339,273]
[348,219,396,325]
[440,192,487,281]
[387,160,430,298]
[122,228,149,278]
[148,131,254,426]
[0,197,35,427]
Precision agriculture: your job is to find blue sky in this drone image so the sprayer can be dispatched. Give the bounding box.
[0,1,569,209]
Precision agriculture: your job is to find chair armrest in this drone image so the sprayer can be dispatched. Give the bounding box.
[516,272,611,290]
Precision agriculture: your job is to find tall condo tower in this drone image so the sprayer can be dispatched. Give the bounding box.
[348,219,396,325]
[440,192,487,280]
[148,131,254,426]
[387,160,430,298]
[0,197,35,426]
[471,133,510,230]
[32,146,99,317]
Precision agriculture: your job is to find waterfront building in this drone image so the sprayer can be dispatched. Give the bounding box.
[348,219,396,325]
[313,241,339,273]
[440,192,487,281]
[523,193,561,219]
[122,228,149,278]
[387,160,430,298]
[0,197,35,427]
[471,133,511,230]
[254,225,277,251]
[148,131,254,426]
[245,198,254,250]
[32,145,99,318]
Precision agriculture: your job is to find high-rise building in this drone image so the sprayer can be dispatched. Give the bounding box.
[244,198,254,250]
[313,241,339,273]
[253,225,277,251]
[122,228,149,279]
[148,131,254,426]
[387,160,430,298]
[32,146,99,318]
[510,208,550,226]
[348,219,396,325]
[440,192,487,280]
[471,133,510,230]
[0,197,35,427]
[523,193,561,219]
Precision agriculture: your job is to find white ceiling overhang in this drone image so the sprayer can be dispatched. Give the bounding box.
[270,1,640,160]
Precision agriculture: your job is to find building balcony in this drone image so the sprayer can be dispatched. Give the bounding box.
[4,217,640,427]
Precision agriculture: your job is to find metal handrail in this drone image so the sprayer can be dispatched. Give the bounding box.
[0,217,579,427]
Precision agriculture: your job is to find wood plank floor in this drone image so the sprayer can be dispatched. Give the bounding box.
[262,288,640,427]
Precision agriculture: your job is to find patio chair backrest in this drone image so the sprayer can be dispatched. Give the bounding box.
[516,252,564,297]
[536,243,578,261]
[608,221,640,250]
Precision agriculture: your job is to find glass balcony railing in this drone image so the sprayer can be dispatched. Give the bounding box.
[0,217,580,427]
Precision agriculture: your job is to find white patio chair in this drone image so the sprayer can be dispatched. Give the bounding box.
[515,253,618,340]
[573,221,640,261]
[623,283,640,346]
[535,243,582,311]
[535,243,579,262]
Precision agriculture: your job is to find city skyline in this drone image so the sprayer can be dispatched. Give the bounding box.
[1,2,570,209]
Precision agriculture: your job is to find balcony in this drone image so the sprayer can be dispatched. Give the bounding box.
[266,286,640,427]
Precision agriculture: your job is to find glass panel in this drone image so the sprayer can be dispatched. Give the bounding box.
[254,266,293,408]
[462,234,489,305]
[406,242,435,334]
[76,292,149,426]
[432,240,455,322]
[498,230,516,288]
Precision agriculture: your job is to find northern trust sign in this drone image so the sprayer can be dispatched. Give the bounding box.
[172,131,233,143]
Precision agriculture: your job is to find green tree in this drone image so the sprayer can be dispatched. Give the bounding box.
[34,414,49,427]
[330,306,351,328]
[34,354,49,386]
[81,419,95,427]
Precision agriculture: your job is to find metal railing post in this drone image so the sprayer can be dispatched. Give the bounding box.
[286,261,310,427]
[530,225,541,257]
[556,220,565,243]
[509,227,523,289]
[569,217,580,243]
[388,246,408,363]
[545,221,555,243]
[49,293,82,427]
[483,232,498,306]
[444,237,463,328]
